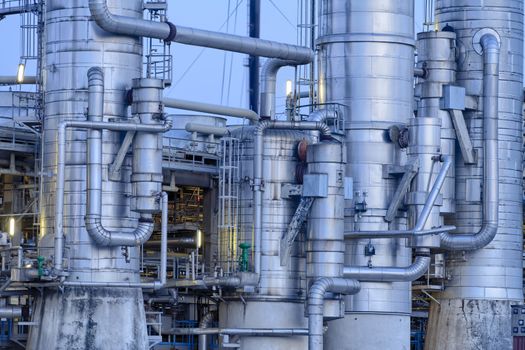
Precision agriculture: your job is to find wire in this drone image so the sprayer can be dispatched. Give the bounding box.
[220,0,232,104]
[171,0,246,89]
[266,0,295,28]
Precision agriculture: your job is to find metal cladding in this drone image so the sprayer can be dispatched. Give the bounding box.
[220,127,312,349]
[2,0,524,349]
[424,1,524,348]
[28,0,149,348]
[318,1,415,349]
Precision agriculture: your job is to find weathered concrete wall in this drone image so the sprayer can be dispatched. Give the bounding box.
[425,299,514,350]
[27,287,148,350]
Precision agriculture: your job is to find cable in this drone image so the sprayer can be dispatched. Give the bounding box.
[171,0,246,89]
[266,0,295,28]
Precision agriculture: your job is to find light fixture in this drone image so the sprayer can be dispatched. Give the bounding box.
[16,62,25,84]
[285,80,293,97]
[8,218,15,237]
[196,229,202,249]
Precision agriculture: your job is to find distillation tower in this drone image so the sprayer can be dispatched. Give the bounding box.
[0,0,522,349]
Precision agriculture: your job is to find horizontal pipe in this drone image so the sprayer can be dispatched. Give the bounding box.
[89,0,313,63]
[164,97,259,121]
[308,278,361,350]
[143,238,196,249]
[342,249,430,282]
[345,225,456,239]
[164,276,242,289]
[0,76,37,85]
[440,33,500,250]
[63,281,161,289]
[185,123,229,137]
[0,305,22,318]
[171,327,309,336]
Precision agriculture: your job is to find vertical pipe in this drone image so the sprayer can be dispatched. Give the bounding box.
[248,0,261,113]
[160,192,168,286]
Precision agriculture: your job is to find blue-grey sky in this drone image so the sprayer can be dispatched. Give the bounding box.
[0,1,427,118]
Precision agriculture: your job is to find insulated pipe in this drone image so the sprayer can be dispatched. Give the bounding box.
[198,312,215,350]
[259,59,297,118]
[343,248,430,282]
[345,155,453,239]
[307,108,338,123]
[185,123,229,137]
[172,327,309,336]
[164,276,242,289]
[163,97,259,122]
[0,305,22,318]
[54,117,171,271]
[253,120,332,274]
[85,68,153,247]
[88,0,313,64]
[0,76,37,85]
[159,192,168,286]
[308,277,361,350]
[440,34,500,250]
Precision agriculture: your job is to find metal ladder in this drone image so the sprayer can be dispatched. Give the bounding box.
[144,1,173,86]
[217,137,241,274]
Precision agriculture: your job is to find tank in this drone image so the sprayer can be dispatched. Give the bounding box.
[28,0,149,348]
[218,127,311,349]
[425,1,524,349]
[317,1,415,348]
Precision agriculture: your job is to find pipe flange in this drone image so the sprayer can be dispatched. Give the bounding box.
[472,28,500,55]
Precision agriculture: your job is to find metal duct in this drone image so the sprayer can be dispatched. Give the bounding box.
[308,278,360,350]
[88,0,313,64]
[439,33,500,250]
[259,59,297,119]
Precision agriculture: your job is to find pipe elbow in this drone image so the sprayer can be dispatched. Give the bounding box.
[85,215,154,246]
[85,215,112,246]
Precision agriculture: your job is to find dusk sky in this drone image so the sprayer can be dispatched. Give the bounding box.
[0,1,427,120]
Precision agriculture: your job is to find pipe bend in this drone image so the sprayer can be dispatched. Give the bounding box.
[439,30,500,251]
[343,254,431,282]
[85,215,154,246]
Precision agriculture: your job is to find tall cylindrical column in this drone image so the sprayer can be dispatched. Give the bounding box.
[318,1,415,349]
[425,1,524,349]
[29,1,149,348]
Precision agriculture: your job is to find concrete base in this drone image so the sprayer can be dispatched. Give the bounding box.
[325,313,410,350]
[219,300,307,349]
[425,299,514,350]
[27,287,148,350]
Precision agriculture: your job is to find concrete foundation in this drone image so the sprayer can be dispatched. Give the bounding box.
[27,287,148,350]
[425,299,514,350]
